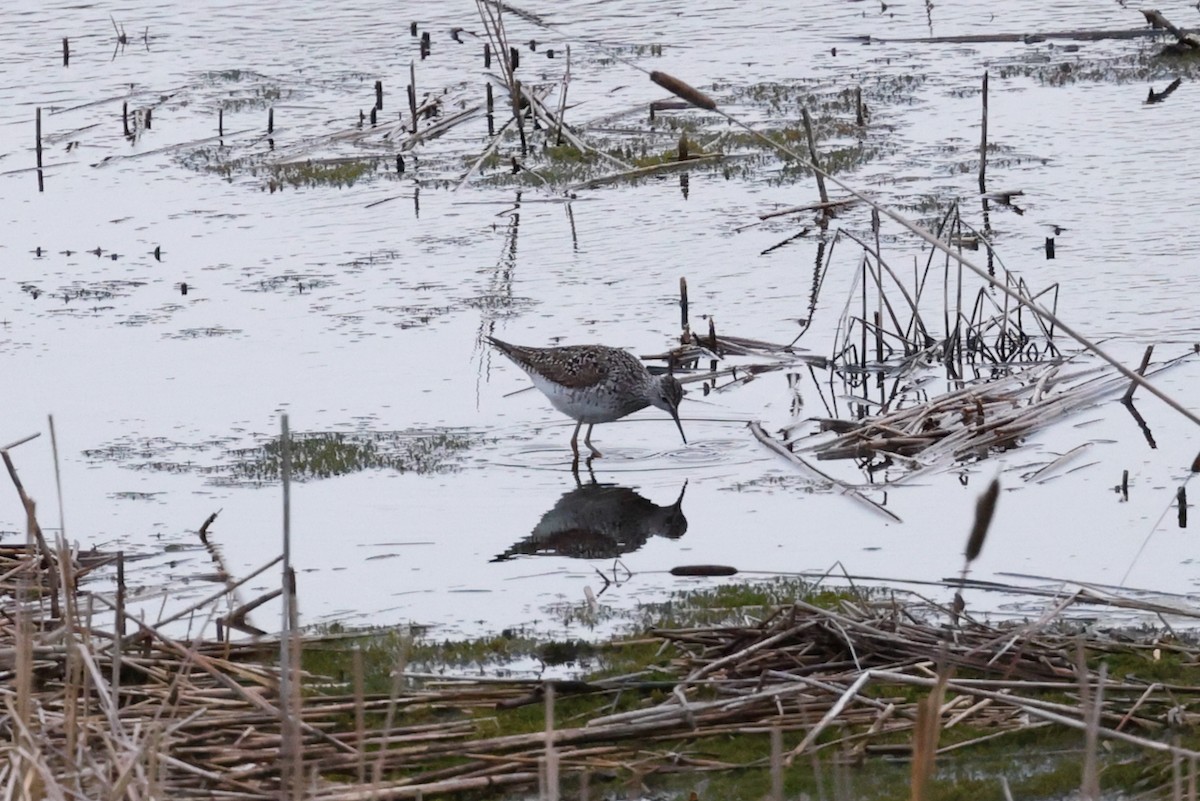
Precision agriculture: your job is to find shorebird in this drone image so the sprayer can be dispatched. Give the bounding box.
[486,336,686,458]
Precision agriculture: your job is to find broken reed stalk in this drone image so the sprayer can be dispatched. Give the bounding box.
[784,671,873,764]
[1122,344,1154,402]
[63,586,82,766]
[801,107,828,204]
[513,78,527,156]
[353,645,366,783]
[872,209,886,369]
[553,45,570,146]
[475,0,526,155]
[279,413,302,799]
[375,632,412,782]
[680,276,689,337]
[910,666,948,801]
[35,107,44,192]
[1079,643,1105,800]
[455,109,519,189]
[859,254,868,371]
[408,61,418,134]
[750,422,901,522]
[98,594,355,755]
[287,568,303,801]
[16,499,35,754]
[3,446,60,619]
[873,310,884,371]
[978,71,988,194]
[518,83,623,166]
[48,415,66,540]
[544,683,559,801]
[770,725,784,801]
[839,230,928,347]
[647,69,1200,430]
[952,212,965,366]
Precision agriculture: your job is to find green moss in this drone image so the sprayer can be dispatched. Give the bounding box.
[267,159,376,189]
[993,43,1200,85]
[85,428,480,484]
[224,428,478,483]
[302,626,417,695]
[541,144,590,164]
[1098,646,1200,685]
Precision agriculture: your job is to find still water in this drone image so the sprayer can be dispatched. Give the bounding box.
[2,0,1199,637]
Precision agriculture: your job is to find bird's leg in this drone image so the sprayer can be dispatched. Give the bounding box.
[570,420,583,459]
[583,424,602,458]
[570,457,583,486]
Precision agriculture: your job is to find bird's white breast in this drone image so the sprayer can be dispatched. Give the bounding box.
[529,372,633,424]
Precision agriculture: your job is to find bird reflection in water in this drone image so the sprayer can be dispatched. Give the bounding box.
[492,478,688,562]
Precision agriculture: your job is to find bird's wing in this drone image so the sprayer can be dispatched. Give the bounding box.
[489,339,626,389]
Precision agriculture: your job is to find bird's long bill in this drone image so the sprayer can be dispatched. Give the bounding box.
[670,407,687,445]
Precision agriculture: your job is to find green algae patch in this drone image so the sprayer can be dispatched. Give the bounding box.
[266,158,378,189]
[84,427,480,484]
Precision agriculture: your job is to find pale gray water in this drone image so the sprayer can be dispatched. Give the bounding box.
[2,0,1199,636]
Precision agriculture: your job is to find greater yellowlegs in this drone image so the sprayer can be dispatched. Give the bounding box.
[486,336,686,458]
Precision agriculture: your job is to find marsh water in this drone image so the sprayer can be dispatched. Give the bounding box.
[3,0,1200,639]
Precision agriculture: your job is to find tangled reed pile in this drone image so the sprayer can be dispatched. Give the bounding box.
[5,523,1199,800]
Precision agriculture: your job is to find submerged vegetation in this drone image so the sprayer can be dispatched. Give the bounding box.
[83,428,480,484]
[264,158,380,189]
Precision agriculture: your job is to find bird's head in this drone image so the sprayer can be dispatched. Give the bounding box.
[650,374,687,445]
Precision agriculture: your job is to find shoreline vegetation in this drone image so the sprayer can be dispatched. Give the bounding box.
[6,507,1200,800]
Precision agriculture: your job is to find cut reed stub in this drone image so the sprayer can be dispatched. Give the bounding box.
[650,71,717,111]
[965,478,1000,563]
